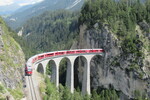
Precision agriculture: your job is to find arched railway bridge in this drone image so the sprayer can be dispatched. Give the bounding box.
[26,49,105,95]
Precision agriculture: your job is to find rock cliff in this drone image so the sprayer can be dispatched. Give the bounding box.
[72,23,150,99]
[0,17,25,99]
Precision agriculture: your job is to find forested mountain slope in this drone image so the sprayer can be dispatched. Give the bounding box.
[0,17,25,99]
[21,10,79,53]
[6,0,84,29]
[19,0,150,99]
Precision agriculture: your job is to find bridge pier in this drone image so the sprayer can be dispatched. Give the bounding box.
[50,60,57,84]
[55,63,59,87]
[66,56,76,93]
[82,55,94,95]
[53,57,63,87]
[41,60,49,74]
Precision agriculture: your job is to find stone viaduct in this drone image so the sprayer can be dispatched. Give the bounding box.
[27,49,104,95]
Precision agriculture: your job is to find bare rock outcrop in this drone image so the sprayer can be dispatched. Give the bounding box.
[0,19,25,100]
[0,26,4,49]
[72,24,150,99]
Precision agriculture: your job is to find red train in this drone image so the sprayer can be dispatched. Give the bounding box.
[25,64,32,76]
[26,49,104,76]
[31,49,104,63]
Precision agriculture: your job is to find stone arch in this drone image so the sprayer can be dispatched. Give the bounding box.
[47,60,57,84]
[74,56,87,91]
[59,57,71,86]
[90,54,103,92]
[37,63,44,74]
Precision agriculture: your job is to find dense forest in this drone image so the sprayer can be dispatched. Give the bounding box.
[9,10,79,59]
[79,0,150,70]
[80,0,150,51]
[11,0,150,99]
[17,10,79,59]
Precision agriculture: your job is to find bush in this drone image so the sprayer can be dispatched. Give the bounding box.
[8,88,23,100]
[0,84,5,93]
[43,76,120,100]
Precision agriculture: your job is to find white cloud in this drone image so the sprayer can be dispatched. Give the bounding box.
[18,0,44,6]
[0,0,14,6]
[0,0,44,6]
[19,2,34,6]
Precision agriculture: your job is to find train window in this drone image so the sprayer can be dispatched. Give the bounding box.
[38,55,44,59]
[56,52,64,55]
[95,50,98,52]
[101,50,104,52]
[66,51,70,53]
[89,50,93,52]
[66,51,73,54]
[76,51,80,53]
[47,53,54,55]
[27,69,32,71]
[59,52,64,54]
[81,50,86,52]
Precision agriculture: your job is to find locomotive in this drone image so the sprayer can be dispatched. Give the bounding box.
[25,64,32,76]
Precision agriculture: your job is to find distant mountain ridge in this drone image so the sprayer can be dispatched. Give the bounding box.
[5,0,84,29]
[0,3,20,15]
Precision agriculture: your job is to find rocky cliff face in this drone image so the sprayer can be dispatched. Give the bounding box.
[72,24,150,99]
[0,18,25,99]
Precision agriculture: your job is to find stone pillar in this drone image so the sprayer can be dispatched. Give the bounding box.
[82,60,90,95]
[50,61,57,84]
[33,63,38,71]
[66,56,76,93]
[82,55,94,95]
[55,62,59,87]
[53,57,63,87]
[41,60,49,74]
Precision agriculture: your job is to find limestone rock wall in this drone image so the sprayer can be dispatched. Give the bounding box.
[72,24,150,99]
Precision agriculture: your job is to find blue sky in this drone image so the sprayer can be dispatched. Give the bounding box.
[0,0,44,6]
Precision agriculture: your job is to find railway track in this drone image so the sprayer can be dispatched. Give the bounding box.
[28,76,38,100]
